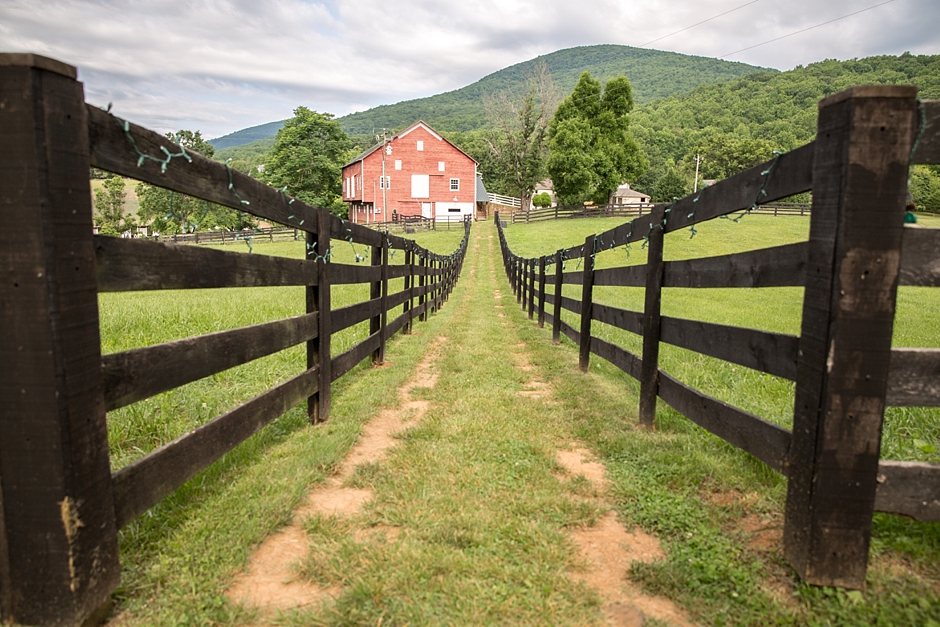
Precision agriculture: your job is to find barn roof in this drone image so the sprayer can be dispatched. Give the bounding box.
[343,120,477,168]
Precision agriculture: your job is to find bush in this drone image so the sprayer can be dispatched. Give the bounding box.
[532,192,552,208]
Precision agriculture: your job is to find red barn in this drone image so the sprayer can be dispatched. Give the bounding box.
[342,121,478,224]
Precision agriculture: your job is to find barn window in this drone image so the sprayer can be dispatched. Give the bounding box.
[394,160,402,170]
[450,178,459,191]
[379,176,390,189]
[411,174,430,198]
[416,141,424,151]
[439,161,445,171]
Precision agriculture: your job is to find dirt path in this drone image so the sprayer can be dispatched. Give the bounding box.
[227,223,692,626]
[484,230,695,627]
[226,337,446,617]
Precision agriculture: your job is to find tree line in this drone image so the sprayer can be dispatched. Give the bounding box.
[93,52,940,234]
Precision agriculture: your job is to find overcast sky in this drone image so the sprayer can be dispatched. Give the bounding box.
[2,0,938,139]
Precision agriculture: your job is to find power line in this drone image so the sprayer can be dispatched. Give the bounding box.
[720,0,900,58]
[638,0,762,48]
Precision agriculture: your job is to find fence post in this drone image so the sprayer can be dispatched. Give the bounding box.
[528,258,536,319]
[553,250,563,344]
[370,240,382,364]
[404,242,413,334]
[419,250,427,322]
[783,86,917,588]
[537,256,547,328]
[639,218,666,427]
[0,53,121,626]
[579,236,596,371]
[379,236,389,363]
[308,209,332,422]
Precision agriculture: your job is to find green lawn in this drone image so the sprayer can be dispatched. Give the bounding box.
[100,218,939,626]
[501,214,940,463]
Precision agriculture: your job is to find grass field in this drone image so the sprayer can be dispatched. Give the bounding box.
[100,217,939,626]
[101,227,466,623]
[501,214,940,465]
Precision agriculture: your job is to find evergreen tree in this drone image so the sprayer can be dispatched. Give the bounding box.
[547,72,647,205]
[263,107,350,217]
[652,166,689,202]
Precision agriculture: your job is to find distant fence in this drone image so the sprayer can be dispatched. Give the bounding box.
[0,54,470,626]
[487,192,521,208]
[497,86,940,590]
[508,202,810,225]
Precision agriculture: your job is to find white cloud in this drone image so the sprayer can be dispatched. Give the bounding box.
[1,0,936,137]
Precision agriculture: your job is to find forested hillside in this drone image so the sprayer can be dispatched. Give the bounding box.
[628,53,940,205]
[337,45,768,135]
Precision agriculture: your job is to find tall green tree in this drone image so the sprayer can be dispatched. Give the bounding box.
[547,72,647,205]
[480,62,558,208]
[652,166,689,202]
[263,107,350,217]
[137,130,254,234]
[93,176,134,235]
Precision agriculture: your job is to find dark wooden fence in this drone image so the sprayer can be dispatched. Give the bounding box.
[0,54,470,626]
[497,85,940,590]
[508,201,810,224]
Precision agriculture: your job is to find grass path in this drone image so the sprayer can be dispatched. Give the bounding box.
[223,223,690,626]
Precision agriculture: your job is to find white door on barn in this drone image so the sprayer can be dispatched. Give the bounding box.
[421,202,432,218]
[411,174,429,198]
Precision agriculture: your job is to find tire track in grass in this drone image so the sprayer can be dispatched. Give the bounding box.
[488,227,696,627]
[226,336,446,619]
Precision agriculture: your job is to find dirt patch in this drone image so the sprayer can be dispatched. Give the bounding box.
[557,448,608,488]
[557,449,695,626]
[741,514,783,552]
[225,337,445,616]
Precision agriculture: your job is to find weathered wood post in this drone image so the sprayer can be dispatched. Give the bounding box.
[784,86,918,588]
[403,242,413,334]
[552,250,563,345]
[370,240,382,363]
[639,214,666,427]
[579,235,596,371]
[309,208,332,422]
[528,258,536,319]
[378,235,389,363]
[419,250,428,322]
[0,53,120,626]
[537,256,547,328]
[516,256,523,305]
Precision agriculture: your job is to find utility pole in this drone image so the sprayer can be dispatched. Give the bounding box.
[693,153,702,193]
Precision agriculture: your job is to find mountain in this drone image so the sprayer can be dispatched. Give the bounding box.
[210,120,285,150]
[209,44,770,148]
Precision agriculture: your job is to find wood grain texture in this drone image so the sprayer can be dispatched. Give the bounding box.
[899,227,940,286]
[112,366,319,529]
[663,242,808,288]
[0,62,120,624]
[590,336,643,380]
[660,317,799,380]
[95,235,318,291]
[873,460,940,521]
[591,303,644,336]
[910,100,940,165]
[579,235,596,371]
[784,88,917,589]
[639,223,665,427]
[593,265,646,287]
[103,313,318,411]
[886,348,940,406]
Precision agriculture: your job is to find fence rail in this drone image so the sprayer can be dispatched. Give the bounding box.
[487,192,521,207]
[507,202,810,225]
[497,85,940,591]
[0,53,470,626]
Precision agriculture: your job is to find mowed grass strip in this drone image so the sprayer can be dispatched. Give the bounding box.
[503,217,940,626]
[103,228,466,625]
[283,226,608,625]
